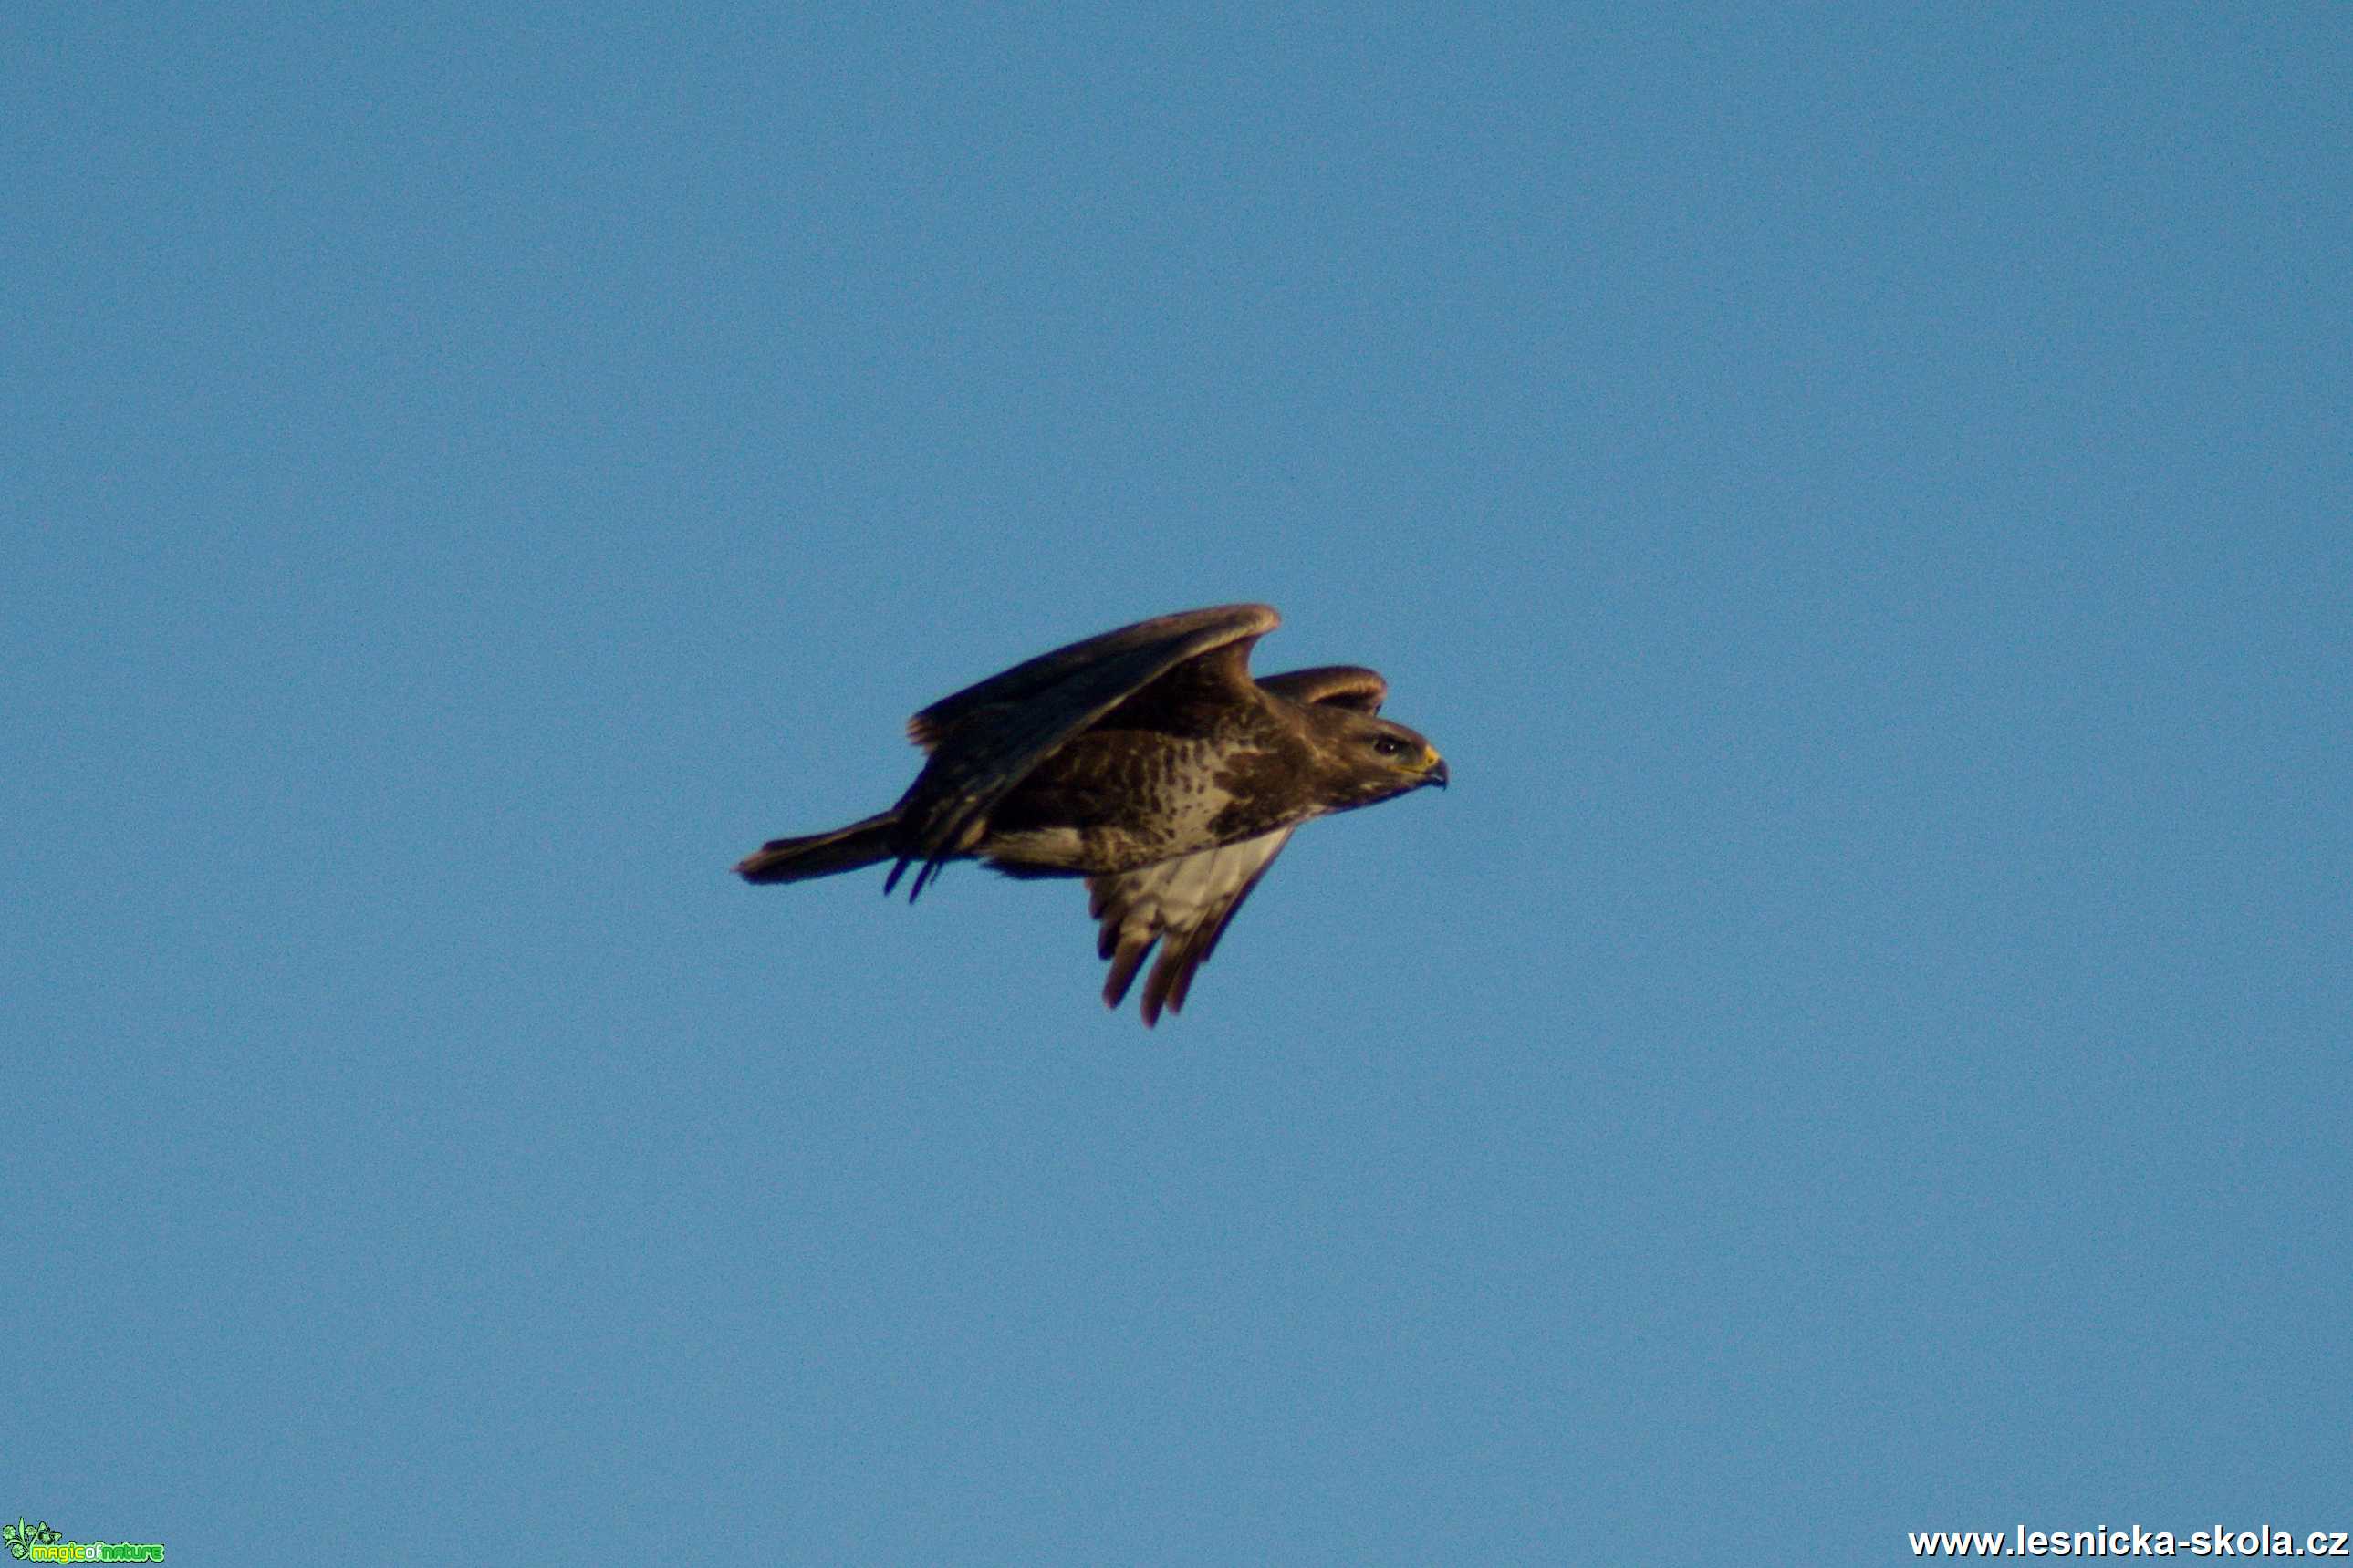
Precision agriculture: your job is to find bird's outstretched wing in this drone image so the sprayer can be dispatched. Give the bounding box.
[1091,826,1296,1026]
[889,603,1279,898]
[1084,663,1387,1024]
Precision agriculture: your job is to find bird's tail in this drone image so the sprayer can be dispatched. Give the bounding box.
[734,810,901,884]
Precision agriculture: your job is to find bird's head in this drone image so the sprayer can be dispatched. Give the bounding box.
[1316,710,1450,805]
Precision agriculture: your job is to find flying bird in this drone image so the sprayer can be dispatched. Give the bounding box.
[735,603,1447,1023]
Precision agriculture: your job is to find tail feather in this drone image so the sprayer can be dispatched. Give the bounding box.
[734,811,901,884]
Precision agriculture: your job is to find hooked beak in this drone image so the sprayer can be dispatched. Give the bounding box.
[1421,753,1449,789]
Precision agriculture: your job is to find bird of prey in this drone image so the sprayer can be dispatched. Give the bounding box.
[735,603,1447,1023]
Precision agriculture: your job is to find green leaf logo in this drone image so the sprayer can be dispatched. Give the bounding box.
[4,1521,63,1558]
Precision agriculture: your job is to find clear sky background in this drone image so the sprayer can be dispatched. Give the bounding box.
[8,5,2348,1562]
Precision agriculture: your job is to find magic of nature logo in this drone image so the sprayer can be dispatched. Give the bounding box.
[4,1520,163,1563]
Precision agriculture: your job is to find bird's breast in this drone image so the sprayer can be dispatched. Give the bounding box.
[981,729,1302,873]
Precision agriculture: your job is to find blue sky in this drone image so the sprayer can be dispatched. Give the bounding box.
[8,5,2348,1561]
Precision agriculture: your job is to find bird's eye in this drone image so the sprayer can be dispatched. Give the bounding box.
[1371,735,1405,756]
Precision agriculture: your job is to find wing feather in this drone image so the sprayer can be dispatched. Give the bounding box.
[1255,665,1387,713]
[907,603,1279,751]
[1089,827,1296,1026]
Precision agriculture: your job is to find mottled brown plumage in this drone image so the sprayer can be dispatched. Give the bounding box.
[735,604,1446,1023]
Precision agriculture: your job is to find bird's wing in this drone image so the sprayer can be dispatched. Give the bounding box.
[906,603,1279,751]
[1081,666,1385,1024]
[889,603,1279,898]
[1255,664,1387,713]
[1090,826,1296,1026]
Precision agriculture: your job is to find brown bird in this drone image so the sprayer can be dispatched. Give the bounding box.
[735,604,1447,1023]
